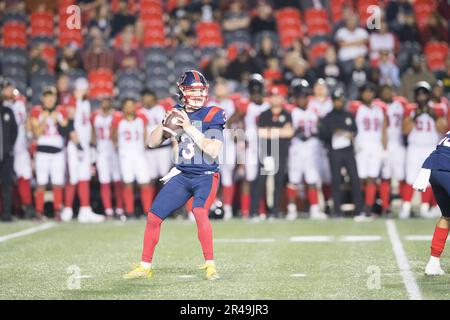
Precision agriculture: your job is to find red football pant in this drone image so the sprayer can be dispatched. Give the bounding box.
[35,186,63,213]
[431,226,449,258]
[240,192,250,217]
[192,207,214,261]
[141,212,163,263]
[380,180,390,210]
[365,182,377,206]
[123,185,134,215]
[222,185,235,206]
[64,181,90,208]
[100,183,112,210]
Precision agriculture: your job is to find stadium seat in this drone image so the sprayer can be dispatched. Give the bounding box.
[413,0,436,29]
[1,48,27,67]
[143,26,166,47]
[275,7,303,48]
[41,45,57,73]
[2,21,27,48]
[30,11,54,38]
[309,42,329,65]
[1,12,27,23]
[424,41,449,71]
[329,0,352,24]
[196,22,223,48]
[88,70,114,99]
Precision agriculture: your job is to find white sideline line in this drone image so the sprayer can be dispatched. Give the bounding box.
[289,235,382,242]
[386,220,422,300]
[0,222,56,243]
[215,238,275,243]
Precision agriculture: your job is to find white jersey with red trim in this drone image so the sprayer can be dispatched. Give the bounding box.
[381,99,405,146]
[244,101,270,131]
[307,96,333,118]
[30,106,67,149]
[139,105,165,132]
[91,110,117,153]
[72,99,92,147]
[291,106,319,144]
[113,114,148,153]
[6,98,28,153]
[354,103,385,148]
[407,106,440,148]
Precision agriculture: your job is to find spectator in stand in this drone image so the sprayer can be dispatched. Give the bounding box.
[378,50,400,89]
[272,0,300,10]
[255,35,277,69]
[171,0,191,20]
[222,0,250,44]
[369,20,396,63]
[189,0,220,22]
[284,58,316,87]
[202,50,229,82]
[400,54,436,101]
[299,0,327,11]
[225,46,261,83]
[421,13,449,45]
[437,0,450,21]
[113,30,142,71]
[249,1,277,36]
[335,15,368,62]
[315,46,343,90]
[385,0,413,32]
[436,56,450,99]
[82,35,114,73]
[56,42,83,74]
[173,16,196,46]
[396,12,421,44]
[111,0,136,38]
[344,55,372,100]
[263,57,282,86]
[56,74,73,106]
[26,44,48,76]
[88,4,111,39]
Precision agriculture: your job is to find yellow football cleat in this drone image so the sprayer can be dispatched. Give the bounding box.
[123,263,153,280]
[199,262,220,280]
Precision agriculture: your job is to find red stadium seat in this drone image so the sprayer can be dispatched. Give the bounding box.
[278,25,303,48]
[143,26,166,47]
[196,22,223,48]
[275,7,303,47]
[41,45,57,72]
[329,0,353,23]
[88,70,114,99]
[307,21,331,37]
[2,22,27,48]
[114,34,140,49]
[309,42,329,65]
[304,8,328,24]
[424,41,449,71]
[413,1,436,30]
[30,11,54,37]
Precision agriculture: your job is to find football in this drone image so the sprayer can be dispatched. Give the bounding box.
[162,111,184,139]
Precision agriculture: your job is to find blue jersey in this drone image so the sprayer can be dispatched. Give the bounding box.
[422,131,450,171]
[174,104,226,175]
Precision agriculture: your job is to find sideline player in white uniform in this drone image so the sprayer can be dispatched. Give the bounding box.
[30,86,68,221]
[112,97,152,218]
[400,81,448,219]
[209,78,236,220]
[351,83,387,219]
[307,79,333,209]
[139,89,173,211]
[242,74,270,217]
[61,78,105,223]
[91,96,124,218]
[286,79,327,220]
[2,80,34,218]
[378,85,407,214]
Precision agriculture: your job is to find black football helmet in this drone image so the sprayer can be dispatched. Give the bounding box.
[248,73,265,95]
[290,78,310,98]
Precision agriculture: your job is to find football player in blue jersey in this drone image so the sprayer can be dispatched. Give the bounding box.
[124,70,226,280]
[416,129,450,275]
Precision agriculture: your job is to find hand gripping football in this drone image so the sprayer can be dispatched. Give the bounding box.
[162,111,184,138]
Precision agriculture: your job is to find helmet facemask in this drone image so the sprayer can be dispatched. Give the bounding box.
[179,84,209,109]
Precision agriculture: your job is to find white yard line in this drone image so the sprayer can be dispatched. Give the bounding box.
[339,235,382,242]
[386,220,422,300]
[0,222,56,243]
[215,238,275,243]
[289,236,333,242]
[405,235,433,241]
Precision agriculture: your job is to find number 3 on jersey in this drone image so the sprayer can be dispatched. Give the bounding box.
[180,134,195,160]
